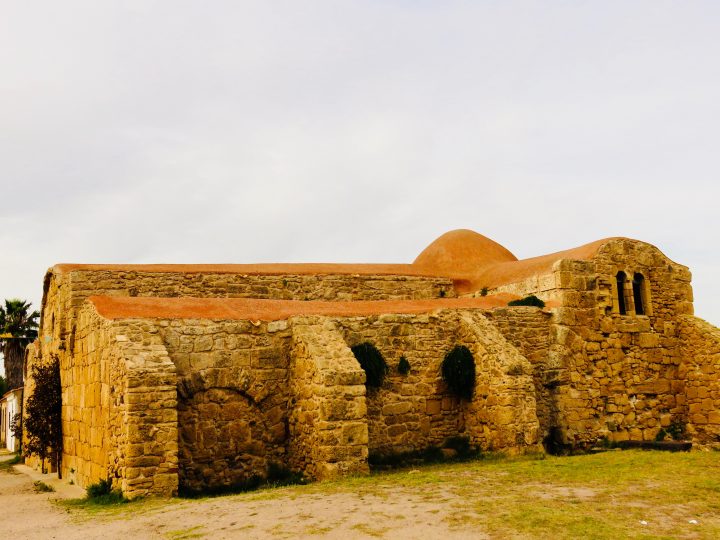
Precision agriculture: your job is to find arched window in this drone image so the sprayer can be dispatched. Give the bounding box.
[616,272,627,315]
[633,273,646,315]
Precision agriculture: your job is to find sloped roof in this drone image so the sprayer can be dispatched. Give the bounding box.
[51,230,626,294]
[460,237,620,292]
[411,230,621,293]
[52,263,441,277]
[89,294,522,321]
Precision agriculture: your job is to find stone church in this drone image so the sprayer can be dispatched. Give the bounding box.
[24,230,720,498]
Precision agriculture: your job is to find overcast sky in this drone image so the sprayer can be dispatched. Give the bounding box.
[1,1,718,327]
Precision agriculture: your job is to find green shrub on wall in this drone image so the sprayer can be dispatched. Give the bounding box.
[508,295,545,308]
[441,345,476,400]
[351,343,388,388]
[397,356,411,375]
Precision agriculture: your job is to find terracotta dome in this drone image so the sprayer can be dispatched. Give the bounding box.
[413,229,517,276]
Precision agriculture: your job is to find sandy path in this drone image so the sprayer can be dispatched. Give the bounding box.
[0,466,485,539]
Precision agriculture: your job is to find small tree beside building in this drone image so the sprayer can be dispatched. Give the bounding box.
[23,358,62,475]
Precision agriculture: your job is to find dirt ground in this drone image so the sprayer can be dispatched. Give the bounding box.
[0,461,483,539]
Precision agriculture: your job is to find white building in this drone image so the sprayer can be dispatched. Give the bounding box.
[0,388,22,452]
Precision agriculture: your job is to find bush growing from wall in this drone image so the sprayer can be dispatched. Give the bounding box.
[351,343,388,388]
[508,295,545,308]
[441,345,476,400]
[397,356,411,375]
[86,479,128,504]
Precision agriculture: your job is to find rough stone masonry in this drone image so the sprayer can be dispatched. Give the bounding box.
[22,230,720,498]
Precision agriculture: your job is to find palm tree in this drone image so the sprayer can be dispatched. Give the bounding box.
[0,299,39,391]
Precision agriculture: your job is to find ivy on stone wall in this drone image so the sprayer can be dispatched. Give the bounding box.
[351,343,388,388]
[441,345,476,400]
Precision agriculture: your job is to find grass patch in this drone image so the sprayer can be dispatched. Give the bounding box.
[349,523,390,537]
[303,524,333,535]
[83,479,128,504]
[435,450,720,538]
[58,495,172,521]
[0,453,22,473]
[56,478,139,519]
[165,525,205,539]
[33,480,55,493]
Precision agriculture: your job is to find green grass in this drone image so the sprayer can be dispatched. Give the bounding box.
[0,453,22,472]
[165,525,206,539]
[33,480,55,493]
[59,495,173,519]
[431,450,720,539]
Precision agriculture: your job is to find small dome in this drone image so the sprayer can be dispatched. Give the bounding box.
[413,229,517,275]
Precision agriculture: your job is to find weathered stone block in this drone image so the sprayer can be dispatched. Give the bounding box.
[382,402,412,416]
[341,423,369,445]
[637,333,660,348]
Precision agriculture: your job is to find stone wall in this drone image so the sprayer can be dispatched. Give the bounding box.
[59,308,119,489]
[339,312,464,455]
[39,302,541,497]
[157,318,293,493]
[482,271,561,304]
[28,235,719,501]
[35,267,454,492]
[24,304,180,498]
[113,324,179,499]
[26,235,720,498]
[288,318,368,479]
[483,307,552,440]
[153,308,538,489]
[458,312,541,450]
[467,239,697,448]
[41,269,455,354]
[337,310,540,455]
[110,314,368,492]
[528,240,693,446]
[678,316,720,447]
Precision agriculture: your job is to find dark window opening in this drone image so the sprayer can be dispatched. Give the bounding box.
[616,272,627,315]
[633,273,646,315]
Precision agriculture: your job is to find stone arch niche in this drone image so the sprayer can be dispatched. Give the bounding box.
[176,369,286,494]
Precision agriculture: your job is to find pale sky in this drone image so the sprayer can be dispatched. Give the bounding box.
[1,1,718,326]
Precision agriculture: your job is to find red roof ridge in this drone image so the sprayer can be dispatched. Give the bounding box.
[88,295,524,321]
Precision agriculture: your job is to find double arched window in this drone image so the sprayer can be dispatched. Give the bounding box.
[615,271,649,316]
